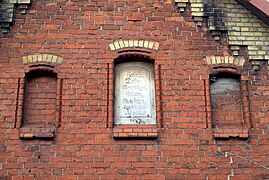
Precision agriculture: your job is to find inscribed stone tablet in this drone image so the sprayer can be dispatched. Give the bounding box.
[114,62,156,124]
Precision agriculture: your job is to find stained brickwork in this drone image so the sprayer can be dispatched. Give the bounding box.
[0,0,269,179]
[0,0,14,34]
[175,0,269,64]
[0,0,30,33]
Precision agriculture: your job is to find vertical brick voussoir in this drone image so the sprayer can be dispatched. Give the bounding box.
[22,54,63,65]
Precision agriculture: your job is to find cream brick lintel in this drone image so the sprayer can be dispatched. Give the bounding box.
[22,54,63,64]
[109,40,159,51]
[205,56,246,66]
[174,0,189,3]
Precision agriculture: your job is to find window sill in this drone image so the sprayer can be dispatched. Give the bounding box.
[213,128,248,139]
[113,124,158,139]
[19,127,55,139]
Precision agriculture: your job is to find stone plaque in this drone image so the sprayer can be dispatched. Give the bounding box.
[114,62,156,124]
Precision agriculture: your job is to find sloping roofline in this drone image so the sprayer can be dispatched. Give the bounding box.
[236,0,269,25]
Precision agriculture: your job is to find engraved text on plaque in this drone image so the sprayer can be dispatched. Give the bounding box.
[114,62,156,124]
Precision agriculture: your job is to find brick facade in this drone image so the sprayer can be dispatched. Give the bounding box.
[0,0,269,179]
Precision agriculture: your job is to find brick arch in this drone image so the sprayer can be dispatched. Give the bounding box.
[205,66,250,139]
[22,54,63,65]
[205,55,247,76]
[109,40,159,51]
[22,54,63,75]
[114,52,155,64]
[25,65,59,75]
[205,55,246,67]
[17,64,63,139]
[106,50,162,139]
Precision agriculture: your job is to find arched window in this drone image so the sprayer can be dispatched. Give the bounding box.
[204,55,250,139]
[108,42,161,139]
[17,54,63,139]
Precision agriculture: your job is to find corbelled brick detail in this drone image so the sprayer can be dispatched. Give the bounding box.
[109,40,159,51]
[205,56,246,66]
[175,0,269,65]
[175,0,205,26]
[22,54,63,64]
[0,0,31,33]
[0,1,15,34]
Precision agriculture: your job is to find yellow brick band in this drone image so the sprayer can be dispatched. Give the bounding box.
[175,0,189,3]
[22,54,63,64]
[205,56,245,66]
[109,40,159,51]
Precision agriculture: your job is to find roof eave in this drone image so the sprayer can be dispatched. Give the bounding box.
[236,0,269,26]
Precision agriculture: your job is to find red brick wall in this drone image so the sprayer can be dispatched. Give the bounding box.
[24,73,57,128]
[0,0,269,179]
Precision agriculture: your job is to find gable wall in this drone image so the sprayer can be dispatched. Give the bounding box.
[0,0,269,179]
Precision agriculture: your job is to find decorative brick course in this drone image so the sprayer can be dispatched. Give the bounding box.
[22,54,63,64]
[205,55,246,66]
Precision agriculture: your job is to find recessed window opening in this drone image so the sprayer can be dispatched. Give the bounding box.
[23,71,57,128]
[210,73,243,129]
